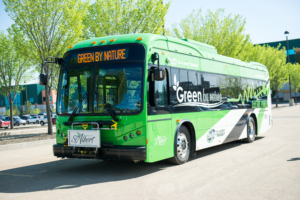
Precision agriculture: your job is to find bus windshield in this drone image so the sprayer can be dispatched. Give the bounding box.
[57,63,143,115]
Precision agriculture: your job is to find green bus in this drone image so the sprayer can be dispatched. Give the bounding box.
[51,33,272,164]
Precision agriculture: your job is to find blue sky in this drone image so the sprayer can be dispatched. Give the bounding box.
[1,0,299,83]
[1,0,299,44]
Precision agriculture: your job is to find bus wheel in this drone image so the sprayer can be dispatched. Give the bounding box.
[244,117,256,143]
[168,126,191,165]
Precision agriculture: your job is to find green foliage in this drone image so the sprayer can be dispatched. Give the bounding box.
[3,0,89,90]
[290,63,300,104]
[83,0,170,38]
[245,44,288,94]
[32,108,41,115]
[22,100,32,115]
[0,31,31,112]
[294,48,300,64]
[6,105,20,116]
[170,9,251,58]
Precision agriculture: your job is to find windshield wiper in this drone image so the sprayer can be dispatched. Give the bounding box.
[68,92,88,122]
[94,91,119,121]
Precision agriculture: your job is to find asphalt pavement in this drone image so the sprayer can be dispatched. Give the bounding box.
[0,106,299,200]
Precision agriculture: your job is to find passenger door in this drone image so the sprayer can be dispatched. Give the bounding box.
[147,66,172,163]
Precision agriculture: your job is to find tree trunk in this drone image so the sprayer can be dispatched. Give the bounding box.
[45,85,53,135]
[10,101,14,129]
[276,89,278,107]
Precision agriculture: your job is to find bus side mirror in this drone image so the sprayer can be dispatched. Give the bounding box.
[154,68,165,81]
[39,74,48,86]
[151,52,165,81]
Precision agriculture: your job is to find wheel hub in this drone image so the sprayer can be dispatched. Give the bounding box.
[177,133,188,159]
[249,121,255,140]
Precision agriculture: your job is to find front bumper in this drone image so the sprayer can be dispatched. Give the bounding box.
[53,144,146,161]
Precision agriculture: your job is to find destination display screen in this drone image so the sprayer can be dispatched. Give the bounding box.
[63,44,145,65]
[77,48,129,63]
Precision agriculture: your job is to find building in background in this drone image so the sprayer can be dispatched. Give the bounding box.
[258,38,300,101]
[0,84,56,115]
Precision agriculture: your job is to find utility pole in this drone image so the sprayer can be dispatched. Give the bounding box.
[285,31,293,106]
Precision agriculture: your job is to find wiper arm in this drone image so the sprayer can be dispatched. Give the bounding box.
[94,91,119,121]
[68,92,88,122]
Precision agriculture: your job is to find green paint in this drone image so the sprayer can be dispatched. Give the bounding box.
[55,33,271,163]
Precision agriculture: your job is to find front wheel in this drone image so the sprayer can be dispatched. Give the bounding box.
[16,122,19,126]
[36,120,39,124]
[244,117,256,143]
[26,121,29,124]
[40,121,45,126]
[168,126,191,165]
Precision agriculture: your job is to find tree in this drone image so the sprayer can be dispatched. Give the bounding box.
[83,0,170,38]
[3,0,88,134]
[244,44,288,107]
[32,108,41,115]
[0,31,31,129]
[290,63,300,104]
[170,9,251,59]
[22,100,33,115]
[294,48,300,64]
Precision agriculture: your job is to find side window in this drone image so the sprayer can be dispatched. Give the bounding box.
[227,76,242,99]
[154,69,169,107]
[219,75,227,98]
[170,68,179,105]
[201,73,220,110]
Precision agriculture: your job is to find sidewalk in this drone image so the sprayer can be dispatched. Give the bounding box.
[271,102,299,109]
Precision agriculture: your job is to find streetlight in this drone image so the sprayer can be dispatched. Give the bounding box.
[285,31,293,106]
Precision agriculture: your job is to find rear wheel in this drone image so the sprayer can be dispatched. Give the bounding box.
[244,117,256,143]
[16,122,19,126]
[40,121,45,126]
[36,120,39,124]
[168,126,191,165]
[26,121,29,124]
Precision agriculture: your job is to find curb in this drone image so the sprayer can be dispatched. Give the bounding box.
[0,139,56,151]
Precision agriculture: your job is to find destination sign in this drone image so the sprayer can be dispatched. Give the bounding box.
[77,48,129,63]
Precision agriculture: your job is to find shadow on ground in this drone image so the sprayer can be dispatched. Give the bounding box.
[0,136,264,193]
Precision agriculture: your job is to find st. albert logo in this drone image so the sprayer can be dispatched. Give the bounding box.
[172,74,223,106]
[154,135,167,145]
[207,129,216,143]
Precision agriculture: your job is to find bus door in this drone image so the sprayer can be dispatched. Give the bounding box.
[147,66,172,162]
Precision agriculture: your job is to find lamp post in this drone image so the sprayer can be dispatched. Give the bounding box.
[285,31,293,106]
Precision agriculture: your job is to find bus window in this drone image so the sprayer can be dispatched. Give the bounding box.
[218,75,227,98]
[154,69,169,107]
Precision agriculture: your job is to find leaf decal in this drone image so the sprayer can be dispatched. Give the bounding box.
[173,86,177,90]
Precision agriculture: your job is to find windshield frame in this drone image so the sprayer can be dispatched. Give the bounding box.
[56,43,146,117]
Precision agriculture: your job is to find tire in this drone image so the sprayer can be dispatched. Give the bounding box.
[36,120,39,124]
[168,126,191,165]
[26,121,29,124]
[16,122,19,126]
[243,117,256,143]
[40,121,45,126]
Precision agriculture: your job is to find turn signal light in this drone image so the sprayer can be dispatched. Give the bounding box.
[136,130,141,135]
[69,46,73,49]
[101,40,106,43]
[92,41,96,44]
[110,39,115,42]
[162,52,165,55]
[176,119,180,123]
[137,37,142,41]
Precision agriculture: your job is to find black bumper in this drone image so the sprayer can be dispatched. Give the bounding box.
[53,144,146,161]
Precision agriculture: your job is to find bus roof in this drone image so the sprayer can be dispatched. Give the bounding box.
[69,33,268,72]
